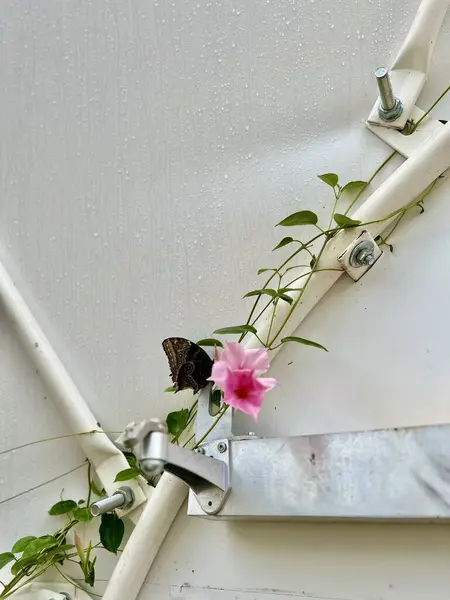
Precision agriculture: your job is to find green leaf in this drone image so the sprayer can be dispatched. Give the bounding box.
[22,536,59,559]
[99,513,125,554]
[341,180,367,193]
[333,213,362,228]
[277,293,293,305]
[73,507,93,522]
[196,338,224,348]
[318,173,339,187]
[257,268,277,275]
[78,499,85,505]
[123,451,138,468]
[166,408,189,437]
[11,555,38,576]
[272,237,294,250]
[213,325,257,335]
[90,480,106,498]
[276,211,318,227]
[0,552,15,570]
[48,500,77,516]
[84,556,96,587]
[211,389,222,407]
[12,536,37,554]
[243,289,277,299]
[280,336,328,351]
[43,544,76,561]
[114,467,141,482]
[164,386,178,393]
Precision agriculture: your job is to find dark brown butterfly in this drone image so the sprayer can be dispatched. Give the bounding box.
[162,338,213,394]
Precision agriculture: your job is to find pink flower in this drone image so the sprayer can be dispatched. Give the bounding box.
[208,343,278,420]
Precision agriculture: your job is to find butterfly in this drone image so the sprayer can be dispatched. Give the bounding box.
[162,338,213,394]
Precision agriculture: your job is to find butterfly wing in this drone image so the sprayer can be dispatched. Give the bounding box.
[162,338,213,394]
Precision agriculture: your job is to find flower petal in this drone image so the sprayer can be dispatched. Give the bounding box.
[220,342,246,369]
[257,376,278,391]
[241,348,270,374]
[208,361,229,388]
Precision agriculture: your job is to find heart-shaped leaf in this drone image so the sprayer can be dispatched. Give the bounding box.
[166,408,189,437]
[333,214,361,228]
[318,173,339,187]
[341,180,367,193]
[48,500,77,516]
[99,513,125,554]
[276,211,318,227]
[272,237,294,250]
[12,537,37,554]
[0,552,15,570]
[114,467,141,483]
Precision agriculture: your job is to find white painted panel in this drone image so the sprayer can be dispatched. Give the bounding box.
[1,0,450,598]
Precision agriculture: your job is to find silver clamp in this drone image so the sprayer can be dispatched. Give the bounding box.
[121,418,230,515]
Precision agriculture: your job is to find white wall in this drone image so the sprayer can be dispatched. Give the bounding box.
[1,0,450,598]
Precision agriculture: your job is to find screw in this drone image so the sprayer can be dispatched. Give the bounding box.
[349,241,376,268]
[194,447,205,454]
[375,67,403,122]
[217,441,227,453]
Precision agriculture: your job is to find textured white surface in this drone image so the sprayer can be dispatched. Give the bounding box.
[1,0,450,598]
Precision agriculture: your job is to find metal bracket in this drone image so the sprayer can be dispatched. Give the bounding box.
[337,230,383,282]
[183,389,450,521]
[121,418,230,515]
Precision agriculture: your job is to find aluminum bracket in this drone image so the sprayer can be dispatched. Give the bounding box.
[183,389,450,521]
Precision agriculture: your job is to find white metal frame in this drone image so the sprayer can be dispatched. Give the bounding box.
[1,0,448,597]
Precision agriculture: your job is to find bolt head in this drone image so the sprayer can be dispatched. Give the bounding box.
[217,441,227,453]
[349,241,376,268]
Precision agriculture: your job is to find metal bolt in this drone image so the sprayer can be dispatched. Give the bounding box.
[217,441,227,453]
[90,486,134,517]
[349,241,376,268]
[194,447,205,454]
[375,67,403,122]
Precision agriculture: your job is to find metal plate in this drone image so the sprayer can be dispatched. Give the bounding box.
[188,423,450,521]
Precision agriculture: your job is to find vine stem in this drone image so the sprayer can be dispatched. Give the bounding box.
[411,84,450,132]
[0,430,122,457]
[268,237,329,347]
[193,405,229,449]
[344,150,397,215]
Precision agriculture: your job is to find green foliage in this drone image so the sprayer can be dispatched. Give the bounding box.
[211,389,223,407]
[48,500,77,516]
[99,513,125,554]
[0,553,15,570]
[73,507,93,522]
[272,237,294,250]
[196,338,224,348]
[257,268,278,275]
[318,173,339,187]
[341,180,367,193]
[280,336,328,351]
[11,537,36,554]
[164,386,178,392]
[244,289,277,299]
[166,409,189,437]
[276,211,318,227]
[333,213,361,228]
[214,325,257,335]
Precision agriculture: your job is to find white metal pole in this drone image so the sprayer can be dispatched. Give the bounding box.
[0,262,149,520]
